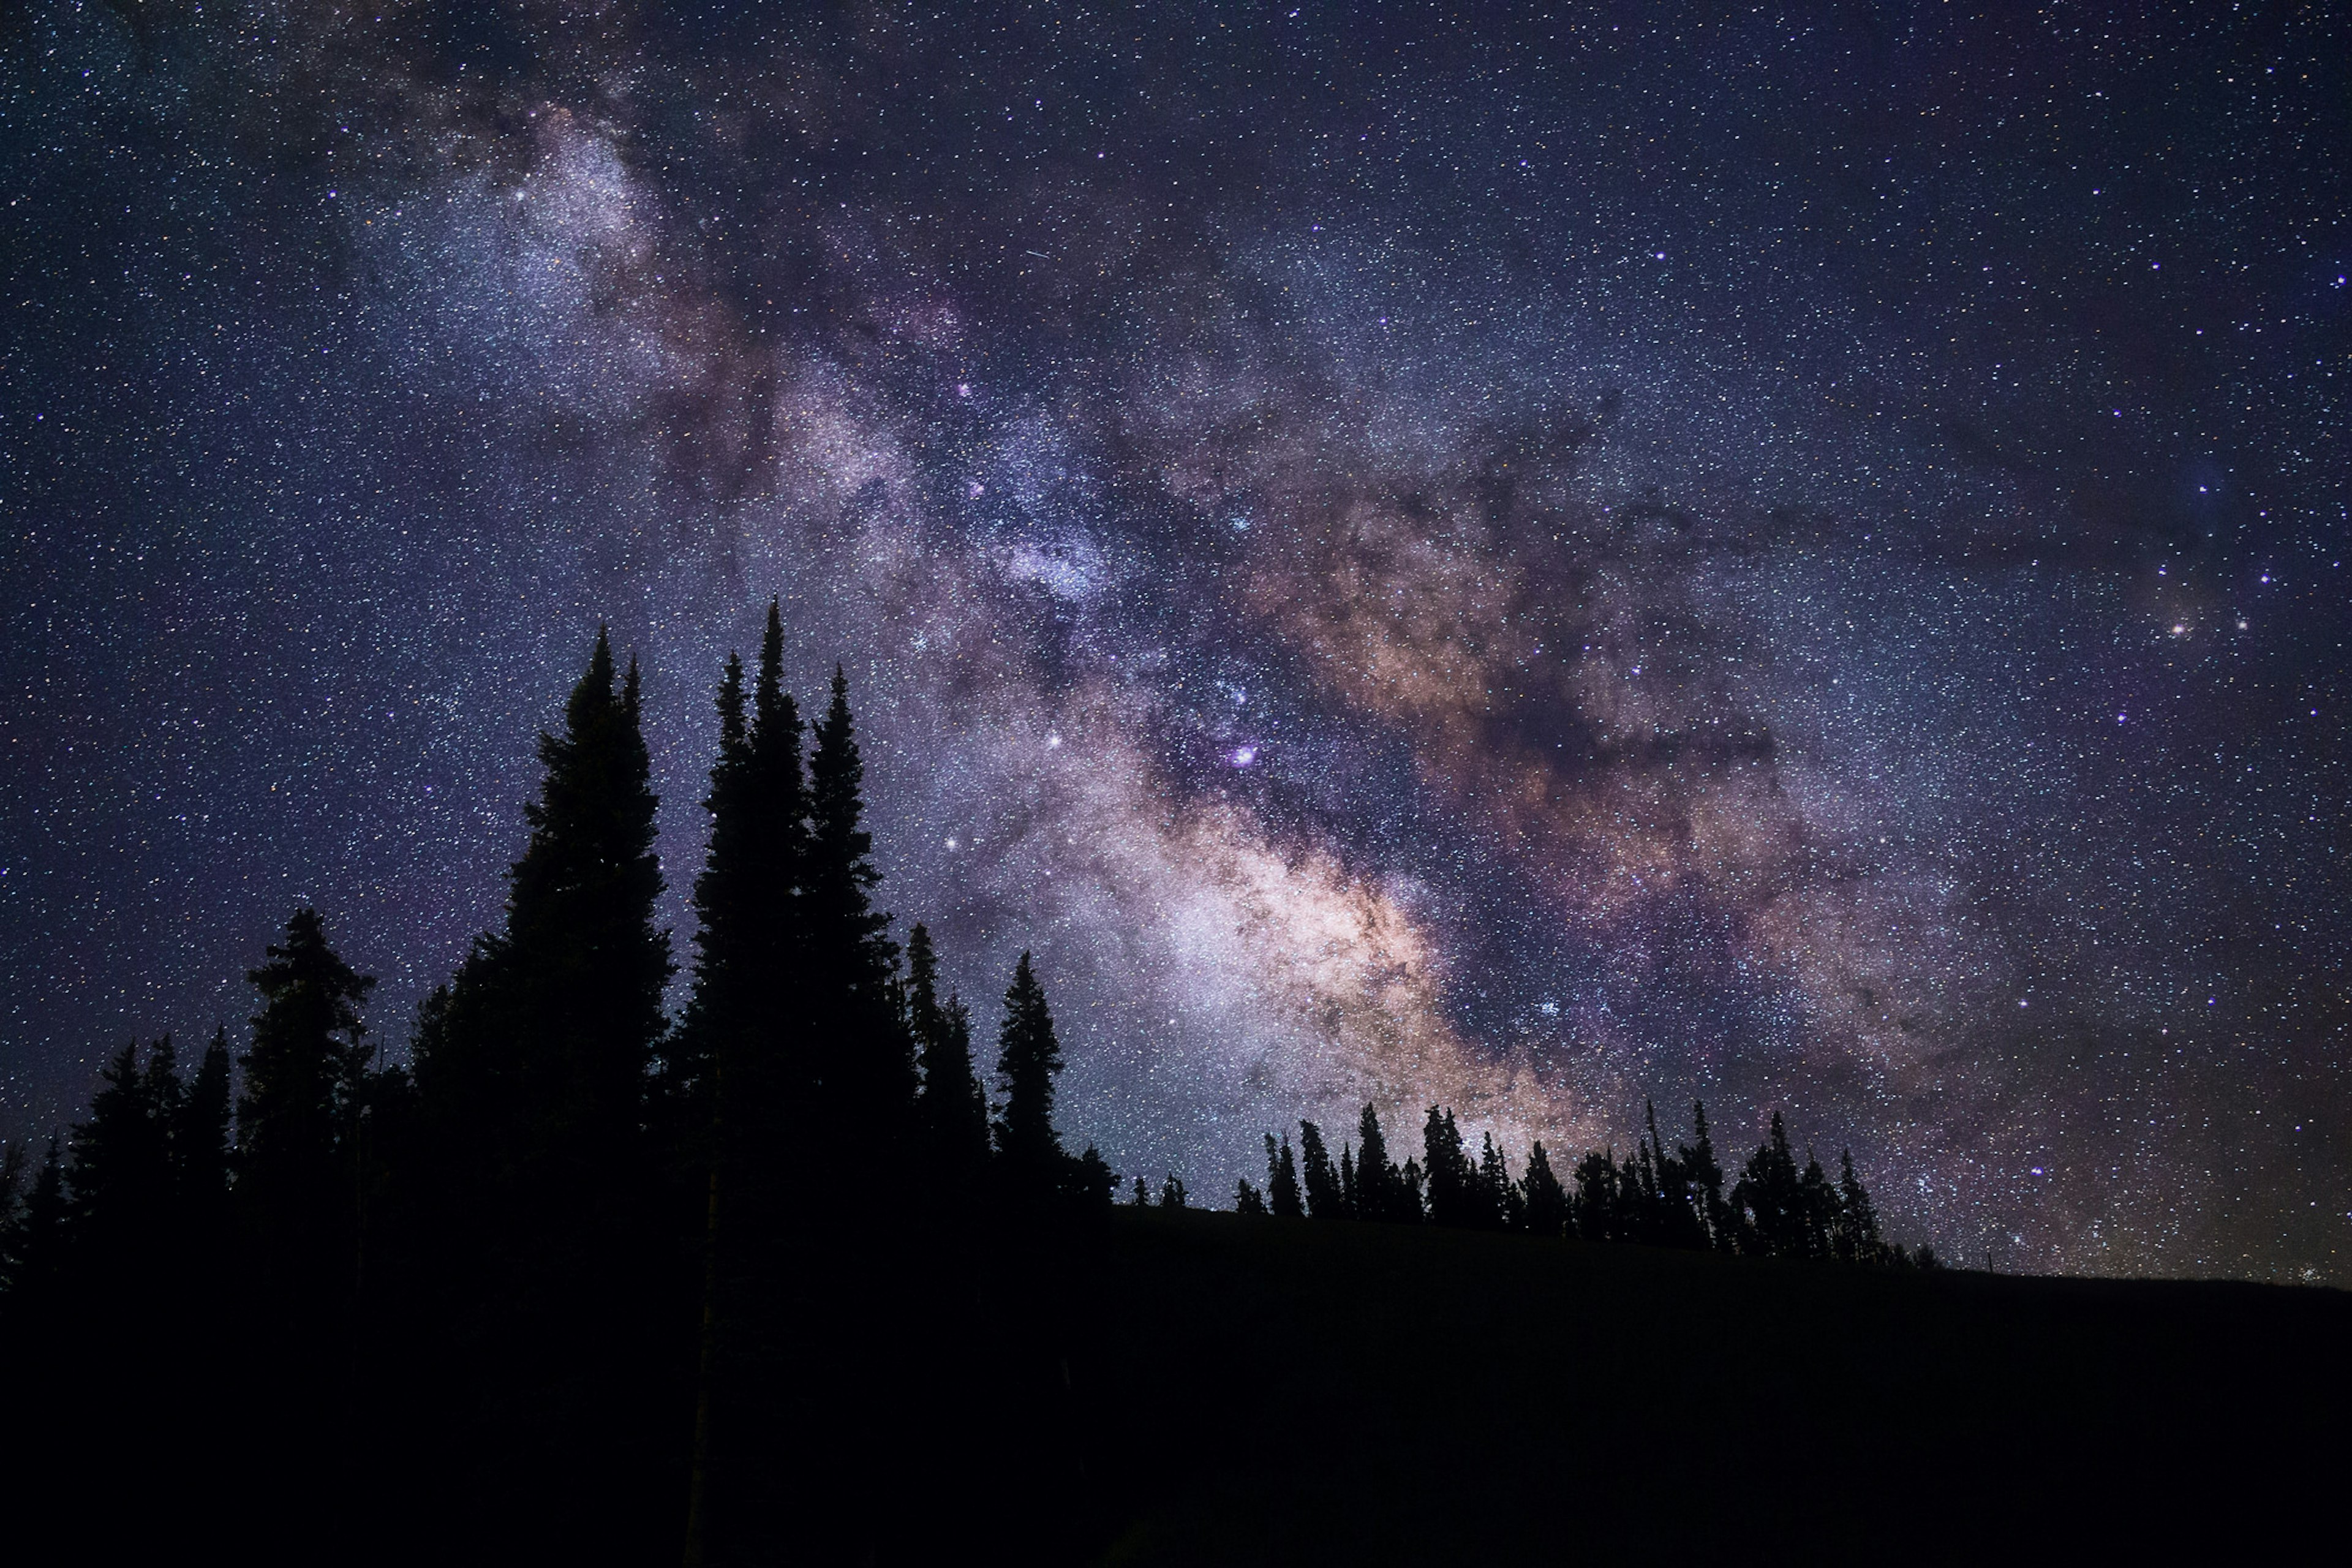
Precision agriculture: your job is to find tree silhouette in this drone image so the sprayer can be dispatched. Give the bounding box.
[805,664,912,1167]
[1265,1133,1303,1219]
[993,952,1066,1190]
[239,911,375,1270]
[910,927,990,1180]
[1234,1179,1266,1215]
[1422,1107,1484,1230]
[1298,1121,1343,1219]
[1521,1141,1569,1238]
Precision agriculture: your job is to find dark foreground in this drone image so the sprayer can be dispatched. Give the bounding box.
[8,1206,2345,1562]
[1082,1210,2347,1561]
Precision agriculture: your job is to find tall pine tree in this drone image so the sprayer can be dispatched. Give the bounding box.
[993,952,1066,1192]
[239,911,375,1266]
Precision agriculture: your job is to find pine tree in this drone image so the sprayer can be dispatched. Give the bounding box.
[910,928,989,1178]
[804,663,911,1152]
[238,910,376,1262]
[1338,1143,1357,1218]
[1797,1150,1838,1261]
[1682,1102,1733,1251]
[1400,1156,1426,1220]
[1354,1104,1406,1223]
[174,1028,233,1216]
[71,1040,178,1254]
[1421,1107,1479,1229]
[1521,1141,1570,1238]
[1130,1176,1152,1207]
[674,652,753,1120]
[1298,1121,1342,1219]
[993,952,1066,1189]
[1573,1149,1621,1242]
[1834,1148,1882,1264]
[416,630,671,1205]
[1234,1179,1266,1215]
[0,1137,67,1294]
[1731,1112,1804,1258]
[1071,1145,1117,1208]
[1159,1174,1189,1210]
[1265,1133,1303,1219]
[1478,1133,1518,1231]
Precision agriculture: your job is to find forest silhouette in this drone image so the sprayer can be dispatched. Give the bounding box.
[2,620,2341,1564]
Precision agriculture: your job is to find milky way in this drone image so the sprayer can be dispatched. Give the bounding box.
[3,4,2345,1281]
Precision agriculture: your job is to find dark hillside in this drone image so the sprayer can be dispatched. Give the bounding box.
[1071,1209,2350,1561]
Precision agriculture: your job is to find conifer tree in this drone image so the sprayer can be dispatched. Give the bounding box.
[1265,1133,1303,1219]
[1731,1112,1804,1257]
[1234,1179,1266,1215]
[0,1137,67,1294]
[910,927,990,1178]
[174,1029,233,1216]
[1573,1149,1621,1242]
[1130,1176,1151,1207]
[1681,1102,1733,1251]
[1338,1143,1357,1218]
[1834,1148,1882,1263]
[1521,1141,1570,1238]
[805,663,911,1148]
[993,952,1066,1188]
[71,1041,178,1253]
[1422,1107,1480,1229]
[1159,1174,1188,1210]
[238,910,375,1264]
[1353,1103,1407,1224]
[674,652,753,1120]
[1797,1150,1838,1260]
[1298,1121,1342,1219]
[1072,1144,1117,1208]
[1478,1133,1518,1231]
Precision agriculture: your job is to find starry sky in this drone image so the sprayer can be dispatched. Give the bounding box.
[3,2,2345,1281]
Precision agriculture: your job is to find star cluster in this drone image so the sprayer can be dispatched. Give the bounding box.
[2,2,2345,1280]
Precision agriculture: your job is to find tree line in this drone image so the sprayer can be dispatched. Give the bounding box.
[1189,1100,1938,1268]
[0,611,1934,1561]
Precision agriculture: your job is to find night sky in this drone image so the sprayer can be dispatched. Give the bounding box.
[4,2,2345,1282]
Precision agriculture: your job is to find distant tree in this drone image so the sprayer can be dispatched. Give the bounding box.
[1353,1104,1412,1224]
[1400,1156,1426,1219]
[1298,1121,1342,1219]
[1422,1107,1482,1230]
[0,1137,67,1294]
[1731,1112,1804,1258]
[70,1040,179,1259]
[1234,1179,1266,1216]
[175,1029,233,1218]
[1071,1145,1118,1209]
[1573,1149,1621,1243]
[1479,1133,1520,1231]
[1797,1151,1839,1260]
[1521,1141,1570,1238]
[1265,1133,1303,1219]
[1681,1102,1733,1251]
[1130,1176,1151,1207]
[1338,1143,1357,1218]
[1159,1174,1189,1210]
[239,910,376,1266]
[1833,1148,1883,1263]
[993,952,1066,1189]
[910,928,990,1178]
